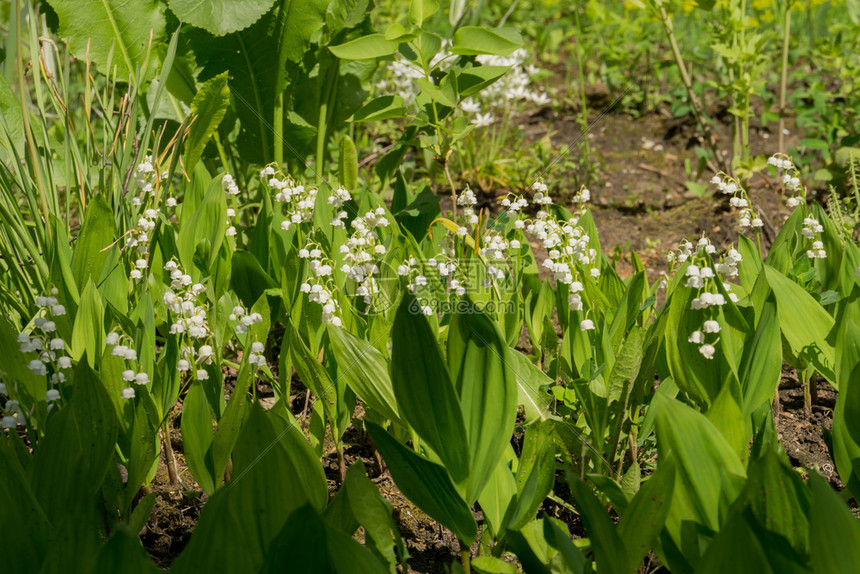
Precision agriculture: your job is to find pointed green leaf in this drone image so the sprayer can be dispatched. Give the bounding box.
[391,294,470,481]
[448,300,518,502]
[366,422,477,545]
[328,326,402,424]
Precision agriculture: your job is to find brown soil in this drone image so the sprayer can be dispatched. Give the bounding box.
[775,367,841,488]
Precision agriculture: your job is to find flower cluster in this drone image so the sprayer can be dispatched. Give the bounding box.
[106,330,148,400]
[456,186,480,231]
[132,155,168,206]
[261,166,319,230]
[223,174,242,237]
[338,209,390,307]
[328,186,352,229]
[126,208,159,280]
[162,259,218,382]
[1,393,26,429]
[476,49,550,108]
[18,292,70,396]
[531,180,553,206]
[528,214,599,288]
[801,216,827,259]
[710,174,763,229]
[684,264,726,360]
[299,245,342,327]
[767,154,803,197]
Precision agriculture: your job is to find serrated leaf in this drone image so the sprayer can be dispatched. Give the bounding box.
[168,0,276,36]
[184,72,230,173]
[46,0,165,81]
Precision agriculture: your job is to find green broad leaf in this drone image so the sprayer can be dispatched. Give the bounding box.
[94,525,161,574]
[607,271,647,351]
[653,393,746,541]
[414,30,443,64]
[181,382,217,494]
[330,34,399,60]
[409,0,439,26]
[349,95,407,122]
[168,0,276,36]
[211,363,253,484]
[568,475,629,573]
[606,325,644,403]
[809,472,860,574]
[509,351,552,422]
[383,22,414,42]
[471,556,516,574]
[736,450,811,559]
[327,326,402,425]
[505,422,556,531]
[339,134,358,190]
[0,441,50,573]
[834,287,860,499]
[188,0,327,163]
[739,295,782,416]
[184,72,230,174]
[0,318,47,405]
[737,234,762,294]
[457,65,510,97]
[177,176,228,278]
[30,359,119,523]
[415,76,458,108]
[763,265,836,385]
[765,207,804,274]
[71,279,105,368]
[618,462,676,571]
[366,422,477,545]
[697,509,776,574]
[289,325,349,441]
[322,460,405,570]
[477,447,517,535]
[71,195,115,291]
[447,300,518,503]
[0,74,24,156]
[390,294,470,482]
[262,503,388,573]
[45,0,165,81]
[230,250,277,308]
[705,385,749,465]
[171,404,326,573]
[451,26,523,56]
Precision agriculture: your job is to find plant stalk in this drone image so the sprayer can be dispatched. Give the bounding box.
[655,4,725,171]
[778,2,791,155]
[460,542,471,574]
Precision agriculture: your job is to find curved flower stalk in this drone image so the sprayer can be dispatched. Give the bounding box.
[711,172,766,257]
